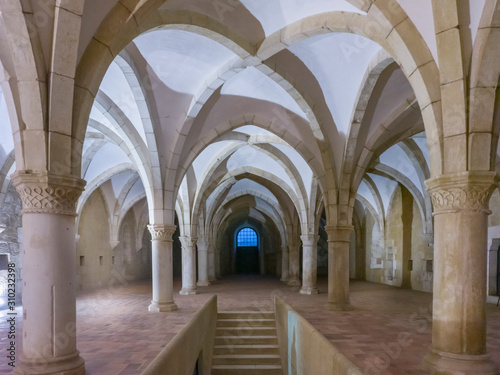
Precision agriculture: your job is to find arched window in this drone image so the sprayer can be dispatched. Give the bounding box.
[237,227,258,247]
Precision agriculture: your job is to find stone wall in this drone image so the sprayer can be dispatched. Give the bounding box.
[362,184,433,292]
[76,188,151,291]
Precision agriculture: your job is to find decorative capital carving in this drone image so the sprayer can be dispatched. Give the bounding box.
[197,235,209,251]
[426,171,497,215]
[147,224,176,241]
[324,225,354,243]
[11,171,85,216]
[179,236,197,249]
[300,234,317,247]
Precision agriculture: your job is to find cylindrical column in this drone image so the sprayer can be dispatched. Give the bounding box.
[197,237,210,286]
[12,172,86,375]
[300,234,318,294]
[208,243,217,281]
[287,242,301,286]
[423,172,497,374]
[179,236,198,295]
[280,242,289,282]
[147,225,178,312]
[325,225,354,310]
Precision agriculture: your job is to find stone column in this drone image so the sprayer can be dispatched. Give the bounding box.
[287,241,301,286]
[12,171,86,375]
[423,171,497,375]
[208,242,217,281]
[325,225,354,310]
[147,224,178,312]
[179,236,198,295]
[300,234,319,294]
[197,236,210,286]
[280,242,289,282]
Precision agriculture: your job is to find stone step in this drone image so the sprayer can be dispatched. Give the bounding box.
[216,326,277,337]
[217,311,275,320]
[211,364,282,375]
[212,354,281,366]
[213,344,280,355]
[215,335,279,346]
[217,318,276,327]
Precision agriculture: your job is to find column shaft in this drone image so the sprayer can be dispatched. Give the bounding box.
[197,238,210,286]
[325,225,354,310]
[280,243,289,282]
[208,243,216,281]
[148,225,178,312]
[12,172,85,375]
[423,172,497,375]
[300,234,318,294]
[179,236,198,295]
[287,242,301,286]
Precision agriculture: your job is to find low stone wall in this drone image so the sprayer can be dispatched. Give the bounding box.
[142,295,217,375]
[274,295,363,375]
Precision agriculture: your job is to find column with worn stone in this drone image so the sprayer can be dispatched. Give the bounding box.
[423,171,497,375]
[179,236,198,295]
[300,234,318,294]
[280,242,289,282]
[12,172,86,375]
[325,225,354,310]
[197,236,210,286]
[287,241,301,286]
[147,224,178,312]
[208,242,217,281]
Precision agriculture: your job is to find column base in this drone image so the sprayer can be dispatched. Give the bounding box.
[280,275,289,282]
[13,351,85,375]
[423,348,498,375]
[325,301,354,311]
[179,288,198,295]
[299,287,319,295]
[197,280,211,286]
[148,301,178,312]
[287,277,301,286]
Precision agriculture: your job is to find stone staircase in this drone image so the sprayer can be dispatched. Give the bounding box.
[211,311,282,375]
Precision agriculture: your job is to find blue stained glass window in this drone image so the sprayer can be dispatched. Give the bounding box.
[237,228,257,247]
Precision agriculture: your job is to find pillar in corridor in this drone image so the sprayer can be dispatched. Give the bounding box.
[287,241,301,286]
[281,243,289,282]
[325,225,354,310]
[423,171,497,374]
[197,236,210,286]
[280,242,289,282]
[208,242,217,281]
[179,236,198,295]
[147,224,178,312]
[12,172,86,375]
[300,234,319,294]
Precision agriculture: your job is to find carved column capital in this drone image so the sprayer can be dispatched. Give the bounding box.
[425,171,497,215]
[324,225,354,243]
[11,171,86,216]
[300,234,317,247]
[196,234,209,250]
[147,224,176,241]
[179,236,197,249]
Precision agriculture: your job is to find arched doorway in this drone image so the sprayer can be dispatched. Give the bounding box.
[235,227,259,274]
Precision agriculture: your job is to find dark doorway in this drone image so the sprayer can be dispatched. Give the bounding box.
[235,228,259,274]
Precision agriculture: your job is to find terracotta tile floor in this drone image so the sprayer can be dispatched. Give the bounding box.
[1,275,499,374]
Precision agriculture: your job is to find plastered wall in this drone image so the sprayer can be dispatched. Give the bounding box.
[361,184,433,292]
[76,188,151,291]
